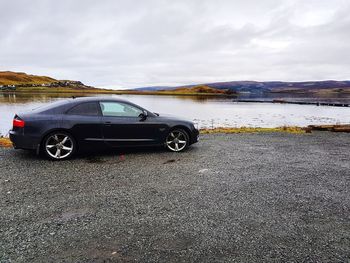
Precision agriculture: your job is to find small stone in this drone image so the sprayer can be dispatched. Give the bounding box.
[111,251,117,255]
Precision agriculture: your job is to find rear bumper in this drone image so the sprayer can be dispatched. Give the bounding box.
[9,130,40,150]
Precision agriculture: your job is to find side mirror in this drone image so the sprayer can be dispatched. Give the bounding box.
[139,110,148,120]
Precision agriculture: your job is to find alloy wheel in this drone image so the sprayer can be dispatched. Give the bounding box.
[45,133,74,160]
[166,130,188,152]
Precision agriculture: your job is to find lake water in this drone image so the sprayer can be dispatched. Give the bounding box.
[1,92,350,135]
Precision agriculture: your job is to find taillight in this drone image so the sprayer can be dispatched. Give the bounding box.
[13,117,25,128]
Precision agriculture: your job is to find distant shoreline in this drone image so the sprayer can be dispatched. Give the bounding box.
[0,88,237,97]
[2,88,350,97]
[2,71,350,97]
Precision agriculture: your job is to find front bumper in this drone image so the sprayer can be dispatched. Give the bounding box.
[190,128,200,144]
[9,130,40,150]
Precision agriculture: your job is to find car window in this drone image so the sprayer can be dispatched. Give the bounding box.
[100,102,143,117]
[31,99,69,114]
[66,102,100,116]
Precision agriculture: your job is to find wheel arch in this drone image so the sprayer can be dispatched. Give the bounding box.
[169,125,192,141]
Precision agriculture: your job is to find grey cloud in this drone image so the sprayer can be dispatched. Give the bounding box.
[0,0,349,88]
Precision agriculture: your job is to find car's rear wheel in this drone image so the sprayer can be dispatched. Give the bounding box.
[165,129,189,152]
[43,132,76,160]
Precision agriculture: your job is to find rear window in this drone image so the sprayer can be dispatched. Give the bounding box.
[66,102,100,116]
[31,99,69,114]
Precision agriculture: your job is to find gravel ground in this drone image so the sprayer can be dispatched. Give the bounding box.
[0,132,349,263]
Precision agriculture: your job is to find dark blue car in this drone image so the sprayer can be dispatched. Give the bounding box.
[10,97,199,160]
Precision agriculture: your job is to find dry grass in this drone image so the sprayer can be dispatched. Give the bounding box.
[0,71,56,85]
[0,137,12,148]
[308,124,350,132]
[200,126,306,134]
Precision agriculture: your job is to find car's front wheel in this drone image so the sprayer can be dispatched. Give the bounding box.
[43,131,76,160]
[165,129,189,152]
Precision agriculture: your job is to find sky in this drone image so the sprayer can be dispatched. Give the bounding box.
[1,0,350,89]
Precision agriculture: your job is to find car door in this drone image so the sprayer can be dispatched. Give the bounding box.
[99,101,164,147]
[63,101,103,147]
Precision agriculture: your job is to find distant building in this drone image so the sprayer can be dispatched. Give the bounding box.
[0,85,16,91]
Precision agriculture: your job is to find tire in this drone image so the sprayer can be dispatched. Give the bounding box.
[165,128,189,152]
[42,131,76,160]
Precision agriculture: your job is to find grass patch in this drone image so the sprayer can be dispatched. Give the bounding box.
[200,126,306,134]
[0,137,12,148]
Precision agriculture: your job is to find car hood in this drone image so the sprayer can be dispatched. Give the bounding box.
[153,113,194,124]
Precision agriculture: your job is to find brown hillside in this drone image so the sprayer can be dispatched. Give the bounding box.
[0,71,57,85]
[171,85,235,94]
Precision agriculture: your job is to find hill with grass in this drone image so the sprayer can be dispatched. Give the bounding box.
[0,71,97,92]
[135,80,350,94]
[0,71,57,85]
[169,85,236,95]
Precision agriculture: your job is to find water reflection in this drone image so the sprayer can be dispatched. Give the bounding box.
[2,91,350,104]
[0,92,236,104]
[0,92,91,104]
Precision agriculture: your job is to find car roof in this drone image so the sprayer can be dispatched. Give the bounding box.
[68,96,131,103]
